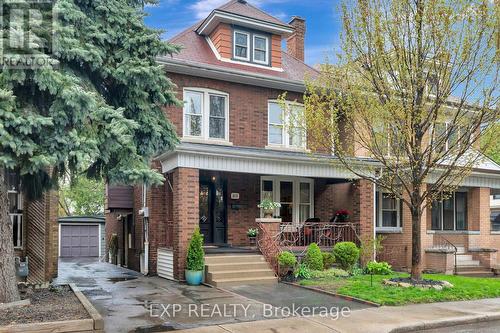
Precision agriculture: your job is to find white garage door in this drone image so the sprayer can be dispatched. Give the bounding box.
[60,225,99,257]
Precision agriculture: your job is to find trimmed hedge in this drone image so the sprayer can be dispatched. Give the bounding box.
[304,243,324,270]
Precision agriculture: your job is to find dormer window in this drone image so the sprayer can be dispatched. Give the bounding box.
[234,31,250,61]
[253,35,269,64]
[232,28,270,66]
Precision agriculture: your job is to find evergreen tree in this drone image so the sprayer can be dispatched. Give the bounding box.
[0,0,179,302]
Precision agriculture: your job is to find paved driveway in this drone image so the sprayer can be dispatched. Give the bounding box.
[55,258,369,332]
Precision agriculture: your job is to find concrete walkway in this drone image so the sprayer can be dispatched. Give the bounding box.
[175,298,500,333]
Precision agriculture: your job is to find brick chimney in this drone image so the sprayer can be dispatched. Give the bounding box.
[287,16,306,62]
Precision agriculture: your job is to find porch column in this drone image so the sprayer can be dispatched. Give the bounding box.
[172,167,199,280]
[352,179,374,263]
[468,187,491,248]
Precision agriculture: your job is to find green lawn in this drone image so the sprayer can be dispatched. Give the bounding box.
[299,273,500,306]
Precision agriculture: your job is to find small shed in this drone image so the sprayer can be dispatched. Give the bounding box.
[58,215,105,258]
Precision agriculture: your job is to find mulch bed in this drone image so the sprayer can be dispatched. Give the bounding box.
[0,285,89,326]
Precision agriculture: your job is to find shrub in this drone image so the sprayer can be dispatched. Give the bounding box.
[365,261,393,275]
[309,268,349,279]
[277,251,297,268]
[186,228,205,271]
[304,243,324,270]
[294,263,312,279]
[322,252,335,269]
[333,242,360,271]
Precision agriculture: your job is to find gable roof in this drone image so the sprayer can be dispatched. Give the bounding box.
[161,1,318,91]
[216,0,291,28]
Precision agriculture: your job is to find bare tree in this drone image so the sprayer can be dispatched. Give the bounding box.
[294,0,499,279]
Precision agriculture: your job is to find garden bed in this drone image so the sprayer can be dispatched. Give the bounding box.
[0,284,103,333]
[299,272,500,306]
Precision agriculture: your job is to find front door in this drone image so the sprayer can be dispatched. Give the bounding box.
[199,180,227,244]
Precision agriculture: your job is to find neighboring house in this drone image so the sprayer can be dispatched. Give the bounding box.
[105,0,500,281]
[6,169,59,285]
[58,215,105,258]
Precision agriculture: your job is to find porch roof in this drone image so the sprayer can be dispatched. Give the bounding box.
[156,142,500,188]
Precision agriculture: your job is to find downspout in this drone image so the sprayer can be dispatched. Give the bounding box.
[142,183,149,276]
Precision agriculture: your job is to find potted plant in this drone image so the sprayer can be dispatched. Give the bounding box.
[185,227,205,286]
[108,234,118,264]
[335,209,350,222]
[258,199,281,218]
[247,228,259,246]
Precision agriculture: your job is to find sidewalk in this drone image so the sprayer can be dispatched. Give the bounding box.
[174,298,500,333]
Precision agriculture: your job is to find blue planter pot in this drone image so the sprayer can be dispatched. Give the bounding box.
[185,269,203,286]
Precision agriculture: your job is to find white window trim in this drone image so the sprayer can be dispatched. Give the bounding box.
[183,88,230,142]
[376,190,401,232]
[233,30,250,61]
[267,100,306,150]
[260,176,314,225]
[253,34,269,65]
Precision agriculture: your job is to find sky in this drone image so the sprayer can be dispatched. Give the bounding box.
[144,0,344,66]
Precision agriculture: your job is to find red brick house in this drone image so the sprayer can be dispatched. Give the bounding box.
[6,170,59,285]
[105,0,500,282]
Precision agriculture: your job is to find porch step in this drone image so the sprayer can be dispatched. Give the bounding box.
[455,265,490,272]
[456,260,481,267]
[204,254,277,287]
[456,254,473,261]
[207,262,271,272]
[456,270,494,277]
[208,276,278,288]
[456,246,466,254]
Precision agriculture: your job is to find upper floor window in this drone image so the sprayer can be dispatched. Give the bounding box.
[233,29,270,66]
[268,101,305,149]
[431,192,467,231]
[183,89,229,141]
[234,31,250,61]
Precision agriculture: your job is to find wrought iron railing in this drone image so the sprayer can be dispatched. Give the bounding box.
[279,222,361,250]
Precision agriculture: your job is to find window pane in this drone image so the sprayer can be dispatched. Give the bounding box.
[280,204,293,222]
[8,192,18,213]
[255,37,266,50]
[235,46,247,58]
[382,211,398,227]
[262,180,273,200]
[443,196,454,230]
[455,192,467,230]
[431,201,442,230]
[235,32,247,46]
[268,103,283,124]
[289,127,304,147]
[280,181,293,203]
[269,125,283,144]
[382,194,396,210]
[185,91,202,114]
[300,183,310,204]
[209,95,225,117]
[185,115,202,136]
[255,50,266,62]
[209,118,225,139]
[299,204,310,223]
[492,211,500,232]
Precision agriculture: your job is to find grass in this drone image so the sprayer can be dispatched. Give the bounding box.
[299,272,500,306]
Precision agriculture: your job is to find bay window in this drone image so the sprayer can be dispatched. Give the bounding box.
[431,192,467,231]
[376,190,402,231]
[260,176,314,224]
[183,89,229,141]
[268,101,305,149]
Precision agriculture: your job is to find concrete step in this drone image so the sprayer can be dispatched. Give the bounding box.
[209,276,278,288]
[207,269,276,280]
[456,260,481,267]
[456,265,488,272]
[205,255,266,265]
[456,271,494,277]
[206,262,271,272]
[456,246,466,254]
[456,254,473,261]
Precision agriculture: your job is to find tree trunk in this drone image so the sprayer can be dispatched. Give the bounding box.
[410,203,423,281]
[0,169,20,303]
